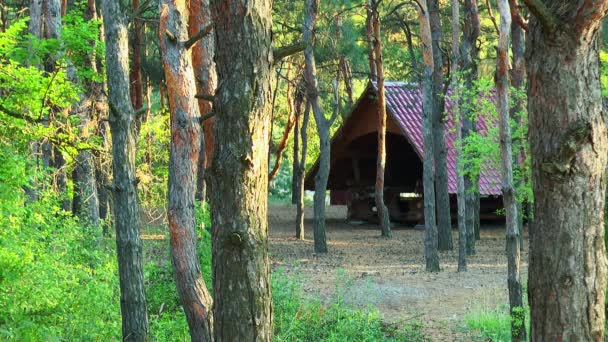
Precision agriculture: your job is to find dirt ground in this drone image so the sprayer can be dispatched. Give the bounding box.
[268,204,528,341]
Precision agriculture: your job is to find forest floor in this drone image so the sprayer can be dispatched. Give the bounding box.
[268,204,528,341]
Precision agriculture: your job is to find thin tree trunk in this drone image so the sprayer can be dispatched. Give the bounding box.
[460,0,479,256]
[523,1,608,339]
[269,65,295,182]
[296,99,310,240]
[291,92,301,205]
[209,0,274,339]
[370,2,391,238]
[429,0,452,251]
[451,0,466,272]
[496,2,525,340]
[303,0,329,254]
[366,3,376,82]
[509,0,525,252]
[419,0,440,272]
[101,0,149,339]
[159,2,214,340]
[339,57,354,108]
[130,0,144,115]
[72,0,101,229]
[190,0,215,203]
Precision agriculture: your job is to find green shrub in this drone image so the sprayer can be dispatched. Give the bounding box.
[463,303,530,341]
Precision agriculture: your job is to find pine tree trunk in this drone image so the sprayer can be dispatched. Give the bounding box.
[209,0,274,339]
[509,0,526,253]
[451,0,466,272]
[72,0,100,229]
[159,2,214,340]
[101,1,149,339]
[460,0,479,256]
[269,65,295,182]
[296,100,310,240]
[419,0,440,272]
[303,0,328,254]
[291,90,301,206]
[429,0,452,251]
[190,0,215,203]
[130,0,144,116]
[370,2,391,238]
[365,3,376,82]
[525,2,608,339]
[496,2,525,340]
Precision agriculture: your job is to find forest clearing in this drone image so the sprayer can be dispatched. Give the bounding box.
[2,0,608,341]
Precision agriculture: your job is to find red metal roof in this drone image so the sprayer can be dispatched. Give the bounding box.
[380,82,501,196]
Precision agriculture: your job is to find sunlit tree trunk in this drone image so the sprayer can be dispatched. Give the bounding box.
[296,97,309,240]
[189,0,215,203]
[523,0,608,339]
[72,0,101,229]
[101,0,149,339]
[460,0,479,255]
[209,0,274,339]
[369,2,391,238]
[303,0,329,253]
[451,0,466,272]
[496,1,525,339]
[159,2,214,340]
[419,0,440,272]
[429,0,452,251]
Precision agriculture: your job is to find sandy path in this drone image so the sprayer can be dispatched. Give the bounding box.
[268,204,528,341]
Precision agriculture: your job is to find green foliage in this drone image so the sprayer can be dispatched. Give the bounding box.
[463,297,530,341]
[453,75,533,213]
[0,145,121,340]
[601,51,608,98]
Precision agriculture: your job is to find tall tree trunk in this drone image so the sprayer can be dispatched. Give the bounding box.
[159,2,214,340]
[209,0,274,339]
[523,1,608,339]
[130,0,143,114]
[429,0,452,251]
[269,65,295,182]
[190,0,215,203]
[291,94,301,205]
[451,0,466,272]
[496,2,525,340]
[419,0,440,272]
[370,2,391,238]
[101,0,149,339]
[366,3,376,82]
[460,0,479,256]
[303,0,329,254]
[509,0,526,252]
[296,98,310,240]
[72,0,101,229]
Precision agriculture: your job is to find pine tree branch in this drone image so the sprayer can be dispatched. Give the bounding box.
[195,93,215,102]
[0,104,40,124]
[273,41,307,61]
[184,23,213,49]
[521,0,558,33]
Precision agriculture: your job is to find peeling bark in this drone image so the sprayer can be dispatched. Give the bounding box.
[159,2,214,340]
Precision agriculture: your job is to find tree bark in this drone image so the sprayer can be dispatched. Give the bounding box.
[451,0,466,272]
[159,2,214,341]
[460,0,479,256]
[101,0,149,339]
[291,91,301,206]
[419,0,440,272]
[496,2,525,340]
[296,99,310,240]
[209,0,274,339]
[524,1,608,340]
[190,0,215,203]
[369,2,391,238]
[72,0,101,229]
[366,3,376,82]
[130,0,144,116]
[269,65,295,182]
[303,0,329,254]
[509,0,526,252]
[428,0,452,251]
